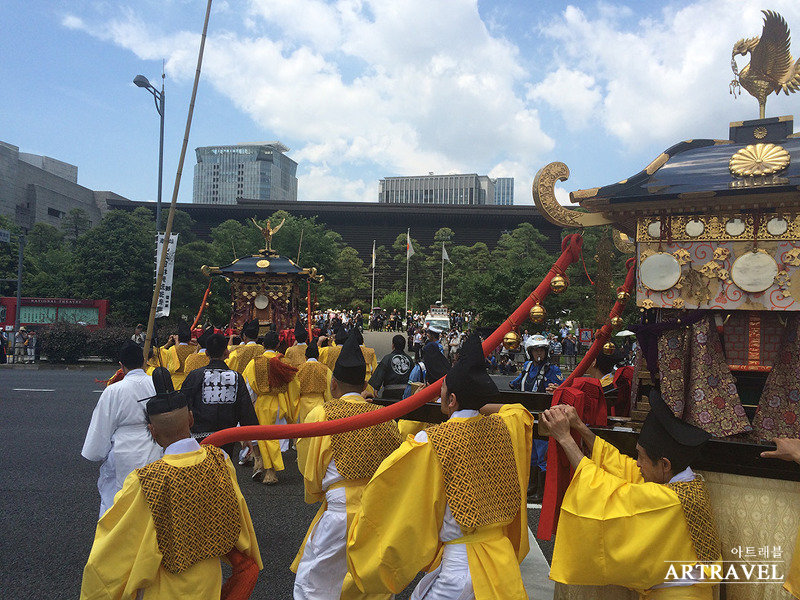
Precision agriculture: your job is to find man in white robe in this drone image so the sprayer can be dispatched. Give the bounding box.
[82,340,163,517]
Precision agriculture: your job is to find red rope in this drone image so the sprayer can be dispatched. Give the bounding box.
[202,234,585,447]
[579,245,594,286]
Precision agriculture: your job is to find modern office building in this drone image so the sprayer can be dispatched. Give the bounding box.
[379,173,492,205]
[379,173,513,205]
[0,141,125,231]
[493,177,514,205]
[192,142,298,204]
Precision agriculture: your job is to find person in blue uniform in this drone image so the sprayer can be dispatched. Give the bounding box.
[509,334,563,501]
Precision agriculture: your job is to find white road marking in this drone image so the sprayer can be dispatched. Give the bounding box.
[12,388,55,392]
[527,502,542,509]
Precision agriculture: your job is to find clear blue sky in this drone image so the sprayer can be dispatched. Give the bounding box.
[3,0,800,206]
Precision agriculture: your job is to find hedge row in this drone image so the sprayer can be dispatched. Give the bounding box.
[37,322,135,363]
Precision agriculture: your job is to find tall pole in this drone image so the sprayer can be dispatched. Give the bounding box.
[156,71,165,231]
[143,0,213,361]
[440,244,444,304]
[370,239,375,311]
[13,232,24,362]
[404,229,410,318]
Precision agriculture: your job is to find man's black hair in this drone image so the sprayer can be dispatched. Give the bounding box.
[392,335,406,351]
[205,333,227,359]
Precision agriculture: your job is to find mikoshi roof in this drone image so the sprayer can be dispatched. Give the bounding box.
[533,115,800,234]
[202,253,321,280]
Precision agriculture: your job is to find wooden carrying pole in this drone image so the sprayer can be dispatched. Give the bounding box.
[143,0,214,361]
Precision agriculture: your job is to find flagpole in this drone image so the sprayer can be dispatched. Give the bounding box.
[405,228,410,317]
[440,243,444,304]
[370,240,376,311]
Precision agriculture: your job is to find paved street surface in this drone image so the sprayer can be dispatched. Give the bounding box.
[0,363,553,599]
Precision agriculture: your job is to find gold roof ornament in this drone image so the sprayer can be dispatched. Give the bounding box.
[730,10,800,119]
[728,142,790,176]
[251,216,285,254]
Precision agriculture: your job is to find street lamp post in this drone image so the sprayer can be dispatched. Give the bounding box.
[134,72,165,231]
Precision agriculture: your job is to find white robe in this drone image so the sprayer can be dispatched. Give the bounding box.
[411,410,479,600]
[293,459,348,600]
[81,369,163,517]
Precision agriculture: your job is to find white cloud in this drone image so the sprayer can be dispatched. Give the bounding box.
[527,67,602,129]
[61,0,554,201]
[535,1,800,150]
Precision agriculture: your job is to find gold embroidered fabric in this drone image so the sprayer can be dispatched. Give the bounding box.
[252,355,291,393]
[285,345,307,368]
[183,352,210,373]
[324,346,342,371]
[324,398,402,480]
[136,446,240,574]
[298,361,329,394]
[361,347,376,374]
[666,478,721,564]
[426,416,520,530]
[174,345,197,373]
[230,344,264,374]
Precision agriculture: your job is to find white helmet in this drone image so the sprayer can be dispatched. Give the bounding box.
[525,334,549,351]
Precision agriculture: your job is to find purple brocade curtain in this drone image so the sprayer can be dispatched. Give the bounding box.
[657,316,751,437]
[752,314,800,440]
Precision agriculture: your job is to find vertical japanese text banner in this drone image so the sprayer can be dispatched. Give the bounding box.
[154,233,179,318]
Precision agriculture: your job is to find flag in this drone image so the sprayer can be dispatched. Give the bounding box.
[407,231,415,259]
[371,240,376,269]
[442,244,450,263]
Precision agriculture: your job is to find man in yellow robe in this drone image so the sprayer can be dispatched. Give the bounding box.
[163,320,198,390]
[347,334,533,600]
[293,331,401,600]
[541,389,721,599]
[183,326,213,374]
[285,320,310,368]
[227,319,265,374]
[320,328,347,370]
[242,331,299,484]
[80,368,262,600]
[296,339,333,424]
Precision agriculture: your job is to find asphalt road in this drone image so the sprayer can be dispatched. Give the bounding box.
[0,364,550,599]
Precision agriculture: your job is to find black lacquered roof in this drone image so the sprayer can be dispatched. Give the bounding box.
[215,253,306,276]
[580,117,800,205]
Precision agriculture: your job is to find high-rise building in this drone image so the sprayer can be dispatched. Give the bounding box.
[192,142,298,204]
[379,173,513,205]
[492,177,514,205]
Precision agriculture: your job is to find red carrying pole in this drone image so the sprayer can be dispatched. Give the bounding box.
[560,256,637,388]
[202,234,585,447]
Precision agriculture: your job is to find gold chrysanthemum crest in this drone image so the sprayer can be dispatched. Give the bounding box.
[729,143,790,177]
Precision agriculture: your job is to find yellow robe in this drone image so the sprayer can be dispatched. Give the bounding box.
[227,343,265,375]
[167,344,197,390]
[145,346,178,376]
[293,395,398,600]
[183,351,210,375]
[242,350,300,472]
[785,528,800,597]
[347,404,532,599]
[320,345,342,371]
[550,437,719,598]
[80,447,262,600]
[285,343,309,369]
[296,360,333,424]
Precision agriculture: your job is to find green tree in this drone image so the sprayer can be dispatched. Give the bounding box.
[322,246,369,309]
[70,209,154,323]
[61,208,91,245]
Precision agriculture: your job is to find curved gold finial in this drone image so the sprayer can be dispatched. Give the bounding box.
[613,229,635,254]
[532,162,615,229]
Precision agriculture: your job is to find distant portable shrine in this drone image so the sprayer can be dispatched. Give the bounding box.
[202,218,322,334]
